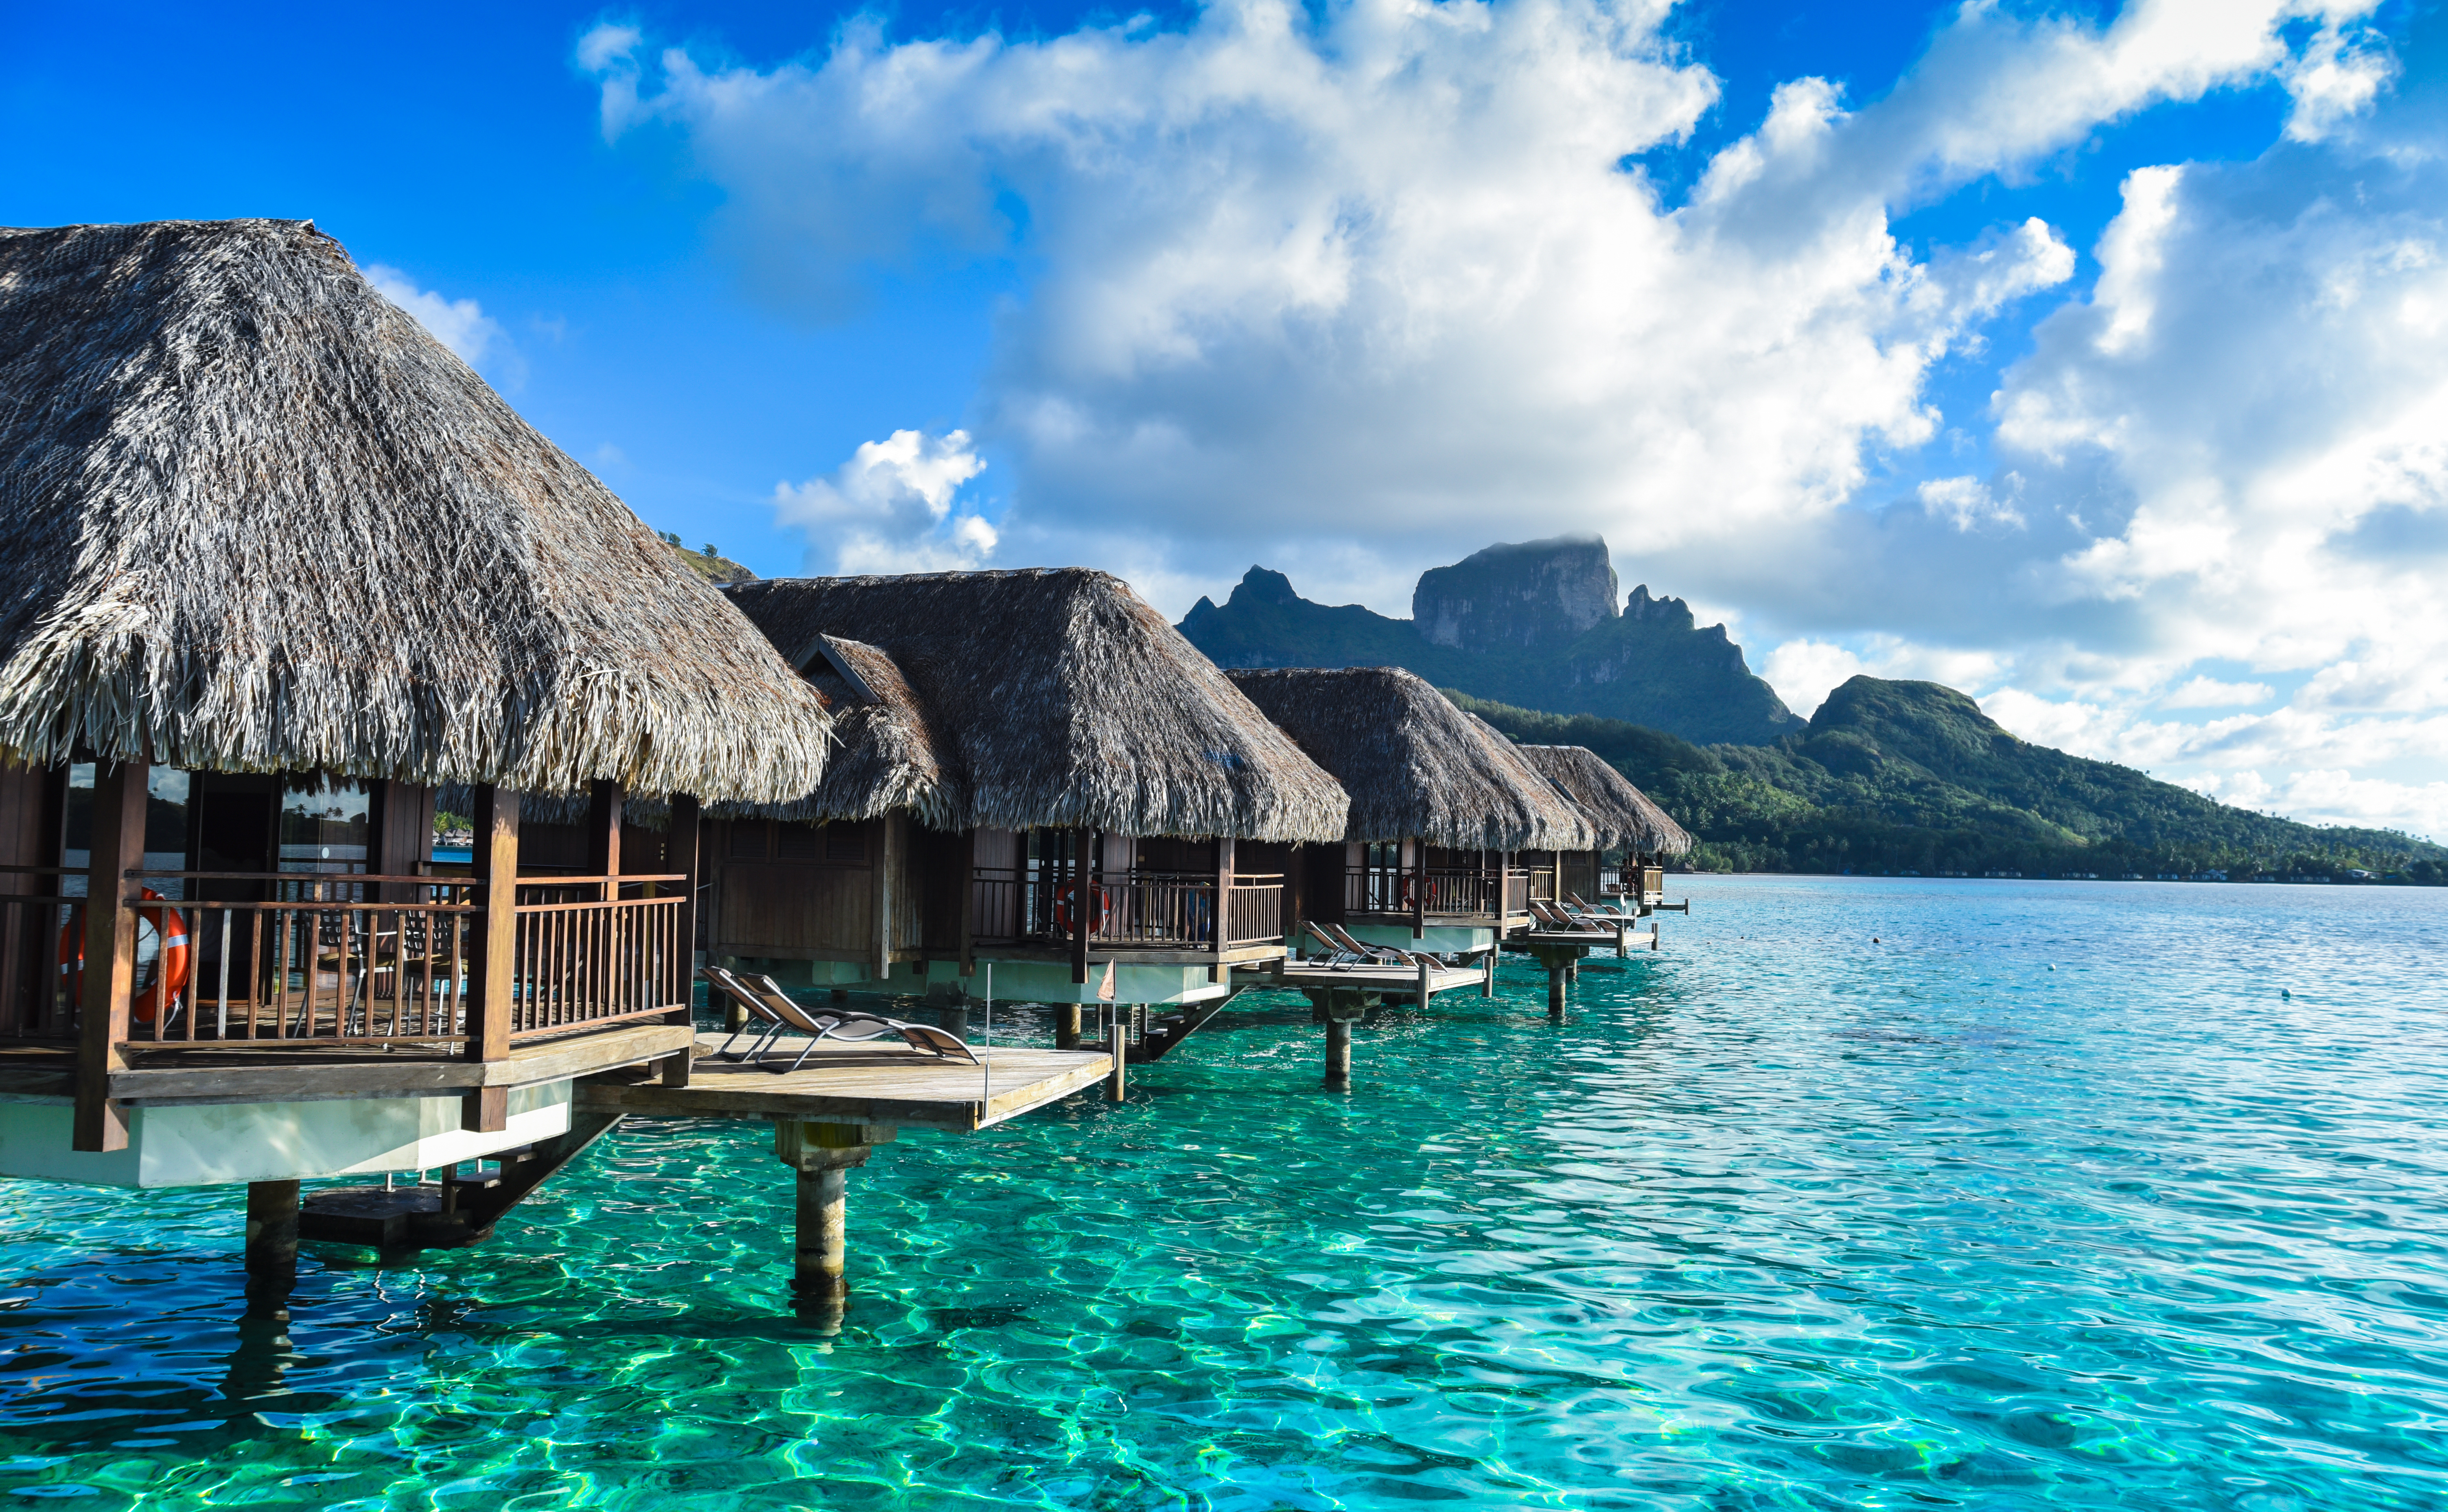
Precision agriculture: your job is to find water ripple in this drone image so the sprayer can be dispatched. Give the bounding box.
[3,877,2447,1508]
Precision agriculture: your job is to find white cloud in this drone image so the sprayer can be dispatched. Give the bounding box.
[2159,675,2274,710]
[774,428,997,574]
[582,0,2448,835]
[1762,640,1866,719]
[364,264,507,367]
[1917,474,2026,532]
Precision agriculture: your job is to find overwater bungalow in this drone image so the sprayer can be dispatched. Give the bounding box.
[0,219,833,1277]
[1512,743,1694,911]
[1223,668,1595,964]
[704,569,1352,1074]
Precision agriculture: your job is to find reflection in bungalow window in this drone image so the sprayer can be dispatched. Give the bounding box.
[279,776,370,873]
[60,763,195,900]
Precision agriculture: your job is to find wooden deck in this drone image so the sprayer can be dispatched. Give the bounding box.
[1523,920,1659,952]
[1232,961,1489,999]
[0,1023,691,1106]
[574,1033,1112,1131]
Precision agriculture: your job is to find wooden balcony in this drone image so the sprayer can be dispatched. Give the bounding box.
[0,865,696,1151]
[968,867,1283,951]
[1343,865,1551,924]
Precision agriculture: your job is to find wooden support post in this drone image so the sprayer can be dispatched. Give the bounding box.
[1548,966,1567,1020]
[1105,1003,1127,1099]
[957,827,977,977]
[1417,955,1433,1012]
[1070,828,1090,985]
[585,780,623,892]
[1411,837,1426,940]
[1482,946,1496,997]
[73,758,147,1153]
[1055,1003,1081,1051]
[872,815,902,985]
[664,794,701,1088]
[1498,849,1512,935]
[1212,836,1234,982]
[463,785,519,1132]
[243,1178,301,1320]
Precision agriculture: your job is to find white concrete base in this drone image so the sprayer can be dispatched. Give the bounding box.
[928,958,1233,1007]
[0,1082,571,1189]
[1340,924,1497,954]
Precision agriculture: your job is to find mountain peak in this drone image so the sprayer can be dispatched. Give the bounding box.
[1228,566,1303,607]
[1177,537,1800,745]
[1413,534,1620,650]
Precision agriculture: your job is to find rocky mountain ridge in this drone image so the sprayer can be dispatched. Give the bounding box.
[1178,535,1802,746]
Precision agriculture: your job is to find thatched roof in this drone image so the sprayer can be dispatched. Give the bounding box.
[1225,667,1594,850]
[756,636,961,827]
[1515,744,1693,857]
[0,218,830,800]
[726,570,1348,841]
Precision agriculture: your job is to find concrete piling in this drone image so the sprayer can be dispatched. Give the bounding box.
[243,1179,300,1320]
[774,1122,893,1320]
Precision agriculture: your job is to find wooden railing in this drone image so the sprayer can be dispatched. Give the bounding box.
[506,885,688,1040]
[969,867,1282,948]
[1345,865,1546,918]
[0,870,688,1050]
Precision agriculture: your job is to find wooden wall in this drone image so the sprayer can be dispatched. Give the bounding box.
[709,816,928,963]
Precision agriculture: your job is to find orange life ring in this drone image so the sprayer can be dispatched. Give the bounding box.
[1052,882,1107,936]
[57,889,193,1025]
[1399,874,1417,909]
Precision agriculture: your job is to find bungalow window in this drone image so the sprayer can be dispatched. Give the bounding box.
[823,828,866,863]
[277,775,369,875]
[776,823,822,862]
[60,763,196,900]
[729,823,769,861]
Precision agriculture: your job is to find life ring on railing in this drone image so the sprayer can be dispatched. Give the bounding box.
[1398,874,1417,909]
[57,889,193,1025]
[1052,882,1108,936]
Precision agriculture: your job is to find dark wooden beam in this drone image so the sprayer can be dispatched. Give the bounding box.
[586,780,623,896]
[1211,835,1234,982]
[1411,836,1426,940]
[957,827,977,977]
[663,793,701,1089]
[73,758,147,1152]
[1070,827,1090,985]
[462,784,520,1132]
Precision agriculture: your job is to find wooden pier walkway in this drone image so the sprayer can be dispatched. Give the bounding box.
[575,1034,1112,1130]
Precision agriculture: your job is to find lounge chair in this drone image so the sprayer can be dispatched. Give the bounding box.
[1531,900,1608,934]
[1324,922,1441,969]
[699,966,980,1072]
[1301,922,1372,967]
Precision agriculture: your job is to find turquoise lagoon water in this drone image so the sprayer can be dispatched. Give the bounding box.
[4,875,2448,1510]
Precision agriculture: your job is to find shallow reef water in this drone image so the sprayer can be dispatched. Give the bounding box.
[4,876,2447,1510]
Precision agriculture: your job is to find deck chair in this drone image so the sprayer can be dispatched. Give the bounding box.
[1324,922,1432,968]
[1567,892,1628,917]
[1531,900,1606,934]
[700,966,793,1061]
[730,971,982,1074]
[1301,922,1371,967]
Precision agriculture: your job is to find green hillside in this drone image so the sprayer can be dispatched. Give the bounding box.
[1451,680,2448,881]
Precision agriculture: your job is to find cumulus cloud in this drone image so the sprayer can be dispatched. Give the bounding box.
[365,264,508,367]
[2159,676,2275,710]
[582,0,2448,835]
[774,428,997,574]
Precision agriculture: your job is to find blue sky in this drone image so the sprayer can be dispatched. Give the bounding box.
[8,0,2447,835]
